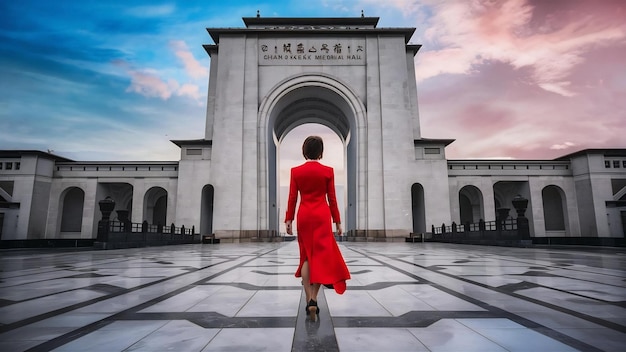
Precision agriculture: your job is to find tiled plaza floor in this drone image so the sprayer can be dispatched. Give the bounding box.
[0,241,624,351]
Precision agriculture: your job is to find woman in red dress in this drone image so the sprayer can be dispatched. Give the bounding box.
[285,136,351,320]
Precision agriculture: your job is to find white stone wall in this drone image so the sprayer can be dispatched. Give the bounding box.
[175,158,212,231]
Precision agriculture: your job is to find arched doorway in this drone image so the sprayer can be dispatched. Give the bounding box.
[60,187,84,234]
[411,183,426,234]
[144,187,167,226]
[260,74,366,235]
[542,185,567,232]
[201,184,215,235]
[279,124,345,235]
[459,185,484,224]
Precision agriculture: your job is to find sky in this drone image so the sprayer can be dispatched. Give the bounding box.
[1,0,625,164]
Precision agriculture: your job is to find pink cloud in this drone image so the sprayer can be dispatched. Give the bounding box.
[414,0,626,97]
[169,40,208,79]
[177,83,202,101]
[114,60,204,101]
[125,68,178,100]
[408,0,626,159]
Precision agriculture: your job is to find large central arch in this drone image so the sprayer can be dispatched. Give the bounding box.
[258,73,367,235]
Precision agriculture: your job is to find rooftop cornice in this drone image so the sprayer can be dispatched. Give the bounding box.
[242,16,380,28]
[206,27,416,44]
[170,139,213,148]
[414,138,456,147]
[555,148,626,160]
[0,150,73,162]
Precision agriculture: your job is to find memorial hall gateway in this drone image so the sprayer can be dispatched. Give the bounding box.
[1,16,625,243]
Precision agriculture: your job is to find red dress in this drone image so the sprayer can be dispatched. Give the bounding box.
[285,161,350,294]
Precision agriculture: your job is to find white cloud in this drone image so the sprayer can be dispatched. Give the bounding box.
[550,141,576,150]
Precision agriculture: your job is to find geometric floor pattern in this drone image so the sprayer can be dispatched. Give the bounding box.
[0,241,624,351]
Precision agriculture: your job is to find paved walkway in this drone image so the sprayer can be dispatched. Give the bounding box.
[0,242,624,351]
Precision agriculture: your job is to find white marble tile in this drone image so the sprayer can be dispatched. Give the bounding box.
[555,328,626,352]
[29,313,110,328]
[335,327,428,351]
[326,290,391,317]
[242,258,300,267]
[201,328,293,352]
[399,284,485,311]
[467,325,579,352]
[408,319,508,351]
[188,286,256,316]
[125,320,219,351]
[439,265,532,276]
[99,276,164,289]
[0,270,79,288]
[237,289,301,317]
[521,276,626,300]
[460,275,523,287]
[0,278,102,301]
[139,286,224,312]
[570,289,626,302]
[350,266,415,286]
[52,320,169,351]
[516,287,626,321]
[368,286,435,315]
[0,339,43,352]
[0,289,106,324]
[457,318,525,329]
[0,326,75,342]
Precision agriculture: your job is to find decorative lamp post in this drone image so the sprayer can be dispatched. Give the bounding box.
[116,209,131,232]
[512,195,528,218]
[97,197,115,241]
[512,195,530,239]
[496,207,510,231]
[98,197,116,221]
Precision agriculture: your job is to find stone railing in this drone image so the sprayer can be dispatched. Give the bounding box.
[94,197,199,249]
[427,195,531,247]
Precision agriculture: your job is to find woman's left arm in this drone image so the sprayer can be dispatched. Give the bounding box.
[326,168,341,225]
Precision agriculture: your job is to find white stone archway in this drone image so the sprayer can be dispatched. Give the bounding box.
[258,73,367,235]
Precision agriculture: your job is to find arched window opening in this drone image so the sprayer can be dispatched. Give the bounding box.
[542,186,566,231]
[411,183,426,234]
[459,185,484,224]
[60,187,84,232]
[201,185,215,235]
[144,187,168,226]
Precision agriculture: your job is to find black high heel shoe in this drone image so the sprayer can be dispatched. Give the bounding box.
[307,299,319,320]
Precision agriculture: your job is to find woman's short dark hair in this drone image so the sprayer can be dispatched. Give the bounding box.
[302,136,324,160]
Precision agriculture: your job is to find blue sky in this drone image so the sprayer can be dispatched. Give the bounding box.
[2,0,625,161]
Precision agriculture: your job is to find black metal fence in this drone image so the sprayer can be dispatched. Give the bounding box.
[95,220,199,249]
[428,217,530,246]
[94,197,200,249]
[426,196,532,247]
